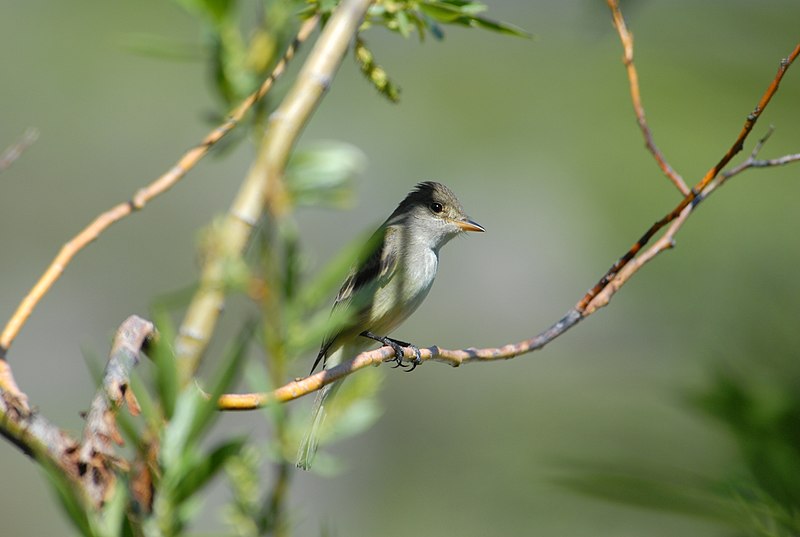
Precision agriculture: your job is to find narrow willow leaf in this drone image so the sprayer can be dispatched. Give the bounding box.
[418,2,465,23]
[184,322,253,448]
[91,481,129,537]
[150,309,179,420]
[40,463,94,537]
[173,439,245,504]
[468,16,531,38]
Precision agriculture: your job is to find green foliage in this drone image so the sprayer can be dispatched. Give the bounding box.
[156,0,528,110]
[222,445,268,536]
[164,0,301,119]
[285,141,367,209]
[362,1,530,40]
[555,462,748,526]
[557,350,800,537]
[41,446,136,537]
[41,462,94,537]
[48,319,256,537]
[354,1,529,101]
[354,37,401,102]
[145,324,253,536]
[691,364,800,536]
[149,311,180,421]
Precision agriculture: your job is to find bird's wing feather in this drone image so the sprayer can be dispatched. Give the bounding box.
[310,226,399,372]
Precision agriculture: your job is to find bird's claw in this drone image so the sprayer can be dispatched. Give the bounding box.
[359,331,422,372]
[387,340,421,372]
[386,340,407,369]
[404,344,422,372]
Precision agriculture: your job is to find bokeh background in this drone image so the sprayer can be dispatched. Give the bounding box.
[2,0,800,535]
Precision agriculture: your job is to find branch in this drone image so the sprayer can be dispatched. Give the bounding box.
[0,316,153,512]
[606,0,689,195]
[217,40,800,411]
[705,126,800,197]
[0,387,80,478]
[78,315,155,506]
[217,310,582,410]
[174,0,375,384]
[576,42,800,313]
[0,128,39,174]
[0,16,319,365]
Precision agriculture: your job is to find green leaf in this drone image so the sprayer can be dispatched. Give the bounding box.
[150,309,179,420]
[40,463,94,537]
[457,2,488,16]
[418,2,464,23]
[173,438,245,504]
[468,16,531,38]
[160,389,203,470]
[281,220,301,301]
[395,9,412,38]
[184,322,253,449]
[160,321,251,473]
[285,141,366,208]
[326,398,382,442]
[91,481,129,537]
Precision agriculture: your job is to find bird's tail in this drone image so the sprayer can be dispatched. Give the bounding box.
[296,380,341,470]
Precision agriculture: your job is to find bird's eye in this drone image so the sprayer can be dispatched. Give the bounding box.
[430,202,443,214]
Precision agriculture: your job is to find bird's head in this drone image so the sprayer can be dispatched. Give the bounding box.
[387,181,484,251]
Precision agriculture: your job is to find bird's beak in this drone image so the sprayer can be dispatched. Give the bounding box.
[457,218,485,233]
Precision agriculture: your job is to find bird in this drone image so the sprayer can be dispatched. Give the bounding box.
[296,181,484,470]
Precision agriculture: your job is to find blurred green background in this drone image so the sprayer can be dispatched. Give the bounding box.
[2,0,800,535]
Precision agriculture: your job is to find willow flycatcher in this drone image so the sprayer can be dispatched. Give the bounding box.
[296,181,484,470]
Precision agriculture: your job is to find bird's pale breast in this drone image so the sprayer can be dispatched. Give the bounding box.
[368,246,438,336]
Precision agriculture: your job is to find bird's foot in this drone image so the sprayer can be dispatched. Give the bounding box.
[360,332,423,371]
[387,338,422,372]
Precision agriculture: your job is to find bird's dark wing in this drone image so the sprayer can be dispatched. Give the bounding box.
[310,226,399,373]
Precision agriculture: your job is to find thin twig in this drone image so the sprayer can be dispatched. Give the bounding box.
[576,42,800,313]
[606,0,689,195]
[0,128,39,174]
[0,16,319,366]
[174,0,375,384]
[708,127,800,195]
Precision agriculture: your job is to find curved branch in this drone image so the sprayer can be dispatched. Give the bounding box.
[0,16,319,365]
[217,41,800,411]
[175,0,375,383]
[218,310,582,410]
